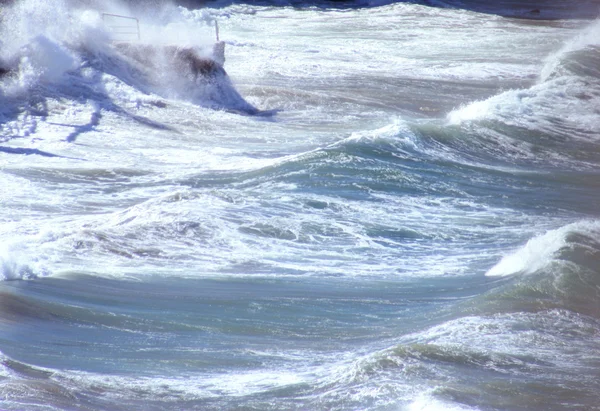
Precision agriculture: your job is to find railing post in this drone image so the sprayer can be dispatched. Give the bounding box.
[102,13,141,42]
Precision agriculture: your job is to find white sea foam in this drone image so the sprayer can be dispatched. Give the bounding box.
[541,18,600,82]
[485,228,565,277]
[448,17,600,145]
[406,395,479,411]
[403,308,600,368]
[2,4,600,410]
[447,97,495,125]
[0,0,246,113]
[486,220,600,277]
[20,36,79,83]
[346,118,418,149]
[49,367,309,401]
[0,241,47,281]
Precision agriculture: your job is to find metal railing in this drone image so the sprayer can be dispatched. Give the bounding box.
[101,13,221,44]
[102,13,140,41]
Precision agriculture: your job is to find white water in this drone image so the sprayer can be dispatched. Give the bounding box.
[1,1,600,410]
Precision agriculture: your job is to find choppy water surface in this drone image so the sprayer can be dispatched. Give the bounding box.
[1,0,600,410]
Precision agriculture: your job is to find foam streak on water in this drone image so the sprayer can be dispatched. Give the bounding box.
[1,0,600,410]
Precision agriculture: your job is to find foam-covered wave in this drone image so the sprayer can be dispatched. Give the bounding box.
[0,241,51,281]
[0,348,307,409]
[283,303,600,409]
[0,0,258,131]
[447,19,600,167]
[484,220,600,318]
[2,113,521,282]
[385,309,600,409]
[486,220,600,277]
[540,19,600,81]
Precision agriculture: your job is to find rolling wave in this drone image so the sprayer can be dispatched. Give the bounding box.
[484,220,600,318]
[446,20,600,169]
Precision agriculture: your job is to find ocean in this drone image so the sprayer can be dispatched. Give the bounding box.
[1,0,600,409]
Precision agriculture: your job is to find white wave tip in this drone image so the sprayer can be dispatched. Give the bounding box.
[485,228,567,277]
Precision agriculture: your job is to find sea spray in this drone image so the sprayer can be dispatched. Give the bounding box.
[0,242,41,281]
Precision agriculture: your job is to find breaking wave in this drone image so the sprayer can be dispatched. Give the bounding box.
[0,0,258,138]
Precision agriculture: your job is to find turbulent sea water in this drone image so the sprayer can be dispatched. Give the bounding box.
[1,0,600,409]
